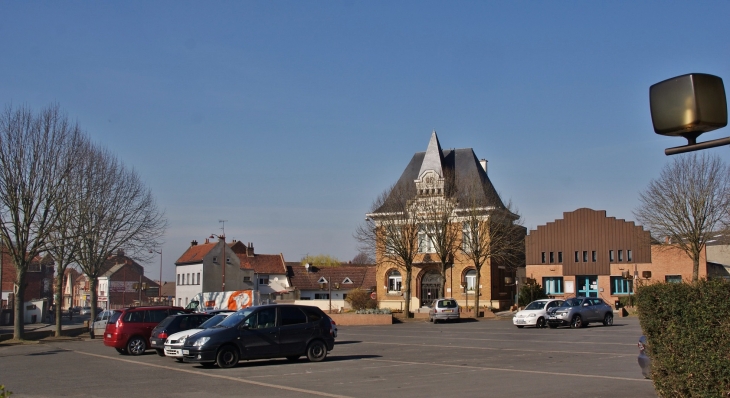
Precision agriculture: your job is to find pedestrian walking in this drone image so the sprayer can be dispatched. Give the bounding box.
[68,307,73,320]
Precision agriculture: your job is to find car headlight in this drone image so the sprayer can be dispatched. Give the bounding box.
[192,337,210,347]
[528,313,536,317]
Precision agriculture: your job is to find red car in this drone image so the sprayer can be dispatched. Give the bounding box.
[103,306,188,355]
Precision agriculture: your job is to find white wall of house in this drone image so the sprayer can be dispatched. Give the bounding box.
[96,277,109,309]
[176,263,204,307]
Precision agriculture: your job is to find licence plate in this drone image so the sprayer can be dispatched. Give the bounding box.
[549,316,556,319]
[443,310,452,313]
[183,350,189,355]
[106,333,111,338]
[151,341,157,345]
[516,320,525,324]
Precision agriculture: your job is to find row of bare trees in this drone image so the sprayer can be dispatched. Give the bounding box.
[357,177,525,317]
[0,104,166,340]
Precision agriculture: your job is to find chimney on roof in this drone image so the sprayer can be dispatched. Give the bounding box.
[205,238,209,244]
[116,249,125,257]
[247,242,254,257]
[191,240,198,246]
[480,159,488,174]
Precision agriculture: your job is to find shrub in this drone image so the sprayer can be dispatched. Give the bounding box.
[636,278,730,397]
[345,289,377,311]
[518,283,548,307]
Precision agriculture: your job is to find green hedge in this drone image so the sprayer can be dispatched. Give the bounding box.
[518,283,548,307]
[636,278,730,397]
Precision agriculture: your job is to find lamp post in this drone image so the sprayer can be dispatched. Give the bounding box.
[149,249,162,300]
[210,234,226,291]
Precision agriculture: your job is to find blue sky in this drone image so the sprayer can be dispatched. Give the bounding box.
[3,2,730,281]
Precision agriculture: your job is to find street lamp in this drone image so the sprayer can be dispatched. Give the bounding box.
[650,73,728,155]
[149,249,162,300]
[210,234,226,291]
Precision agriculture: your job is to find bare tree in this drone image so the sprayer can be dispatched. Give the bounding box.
[635,152,730,282]
[356,183,420,317]
[0,104,81,340]
[47,137,93,336]
[459,182,525,316]
[74,144,166,322]
[413,173,459,298]
[351,250,374,265]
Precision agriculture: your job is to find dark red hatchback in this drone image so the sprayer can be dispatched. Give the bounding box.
[104,306,188,355]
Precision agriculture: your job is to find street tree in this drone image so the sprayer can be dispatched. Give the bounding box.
[635,152,730,282]
[350,250,374,265]
[300,254,342,268]
[413,170,459,298]
[74,144,166,322]
[459,182,525,316]
[0,104,82,340]
[356,183,420,317]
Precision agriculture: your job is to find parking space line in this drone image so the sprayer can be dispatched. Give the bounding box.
[358,340,635,356]
[361,358,651,382]
[344,332,636,347]
[73,350,353,398]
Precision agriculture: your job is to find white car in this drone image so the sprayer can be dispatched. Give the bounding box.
[89,309,114,339]
[513,299,564,328]
[163,311,234,360]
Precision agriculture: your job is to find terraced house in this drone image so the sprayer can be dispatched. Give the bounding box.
[368,132,525,314]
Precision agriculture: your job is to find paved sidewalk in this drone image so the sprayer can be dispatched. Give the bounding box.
[0,314,90,341]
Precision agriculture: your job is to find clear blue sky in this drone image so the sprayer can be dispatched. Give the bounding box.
[3,2,730,281]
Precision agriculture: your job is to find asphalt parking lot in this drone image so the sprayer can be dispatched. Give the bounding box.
[0,316,655,397]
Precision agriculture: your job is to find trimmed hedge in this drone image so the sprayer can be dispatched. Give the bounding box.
[636,278,730,397]
[518,283,548,307]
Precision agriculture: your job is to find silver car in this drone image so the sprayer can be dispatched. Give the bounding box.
[546,297,614,328]
[428,298,460,323]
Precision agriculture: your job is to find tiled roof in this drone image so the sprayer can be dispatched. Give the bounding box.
[237,253,286,274]
[175,242,218,264]
[287,263,377,291]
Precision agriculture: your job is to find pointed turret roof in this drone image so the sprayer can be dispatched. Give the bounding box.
[418,131,444,179]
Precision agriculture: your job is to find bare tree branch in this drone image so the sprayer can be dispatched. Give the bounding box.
[634,152,730,282]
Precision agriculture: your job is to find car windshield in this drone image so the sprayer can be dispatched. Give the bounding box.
[200,313,231,329]
[525,301,546,310]
[215,308,256,328]
[438,300,458,308]
[561,298,583,307]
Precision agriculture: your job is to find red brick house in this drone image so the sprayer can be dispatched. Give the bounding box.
[1,245,55,308]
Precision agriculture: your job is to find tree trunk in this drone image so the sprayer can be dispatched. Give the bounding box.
[54,273,64,337]
[692,255,700,282]
[404,266,412,318]
[439,261,448,298]
[13,268,26,340]
[89,276,98,323]
[474,266,481,318]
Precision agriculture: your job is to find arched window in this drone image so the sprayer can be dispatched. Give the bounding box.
[388,270,402,293]
[464,269,476,292]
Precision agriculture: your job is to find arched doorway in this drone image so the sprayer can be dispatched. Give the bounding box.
[420,271,443,307]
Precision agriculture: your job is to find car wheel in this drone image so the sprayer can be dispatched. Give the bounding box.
[115,348,127,355]
[516,325,524,328]
[603,313,614,326]
[548,324,558,329]
[570,315,583,329]
[536,317,546,328]
[127,337,146,356]
[155,349,165,357]
[306,340,327,362]
[216,345,239,369]
[286,355,300,361]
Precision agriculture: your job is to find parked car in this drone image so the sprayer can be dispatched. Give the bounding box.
[428,298,460,323]
[89,310,115,339]
[79,306,92,315]
[149,313,213,356]
[546,297,614,329]
[182,304,336,368]
[513,299,564,328]
[638,335,651,379]
[103,306,188,355]
[164,311,235,361]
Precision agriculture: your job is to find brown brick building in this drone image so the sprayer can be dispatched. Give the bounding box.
[525,208,707,301]
[1,245,54,308]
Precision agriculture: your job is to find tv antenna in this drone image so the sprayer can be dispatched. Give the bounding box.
[219,219,228,236]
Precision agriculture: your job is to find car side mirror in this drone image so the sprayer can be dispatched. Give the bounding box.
[239,324,250,330]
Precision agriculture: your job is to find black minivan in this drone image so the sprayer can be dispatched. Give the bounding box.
[182,304,336,368]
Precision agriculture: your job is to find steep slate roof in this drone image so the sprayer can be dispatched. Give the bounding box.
[287,263,377,291]
[375,133,505,213]
[237,253,287,274]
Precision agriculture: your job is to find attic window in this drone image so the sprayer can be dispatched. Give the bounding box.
[317,277,328,284]
[213,256,217,263]
[342,277,353,284]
